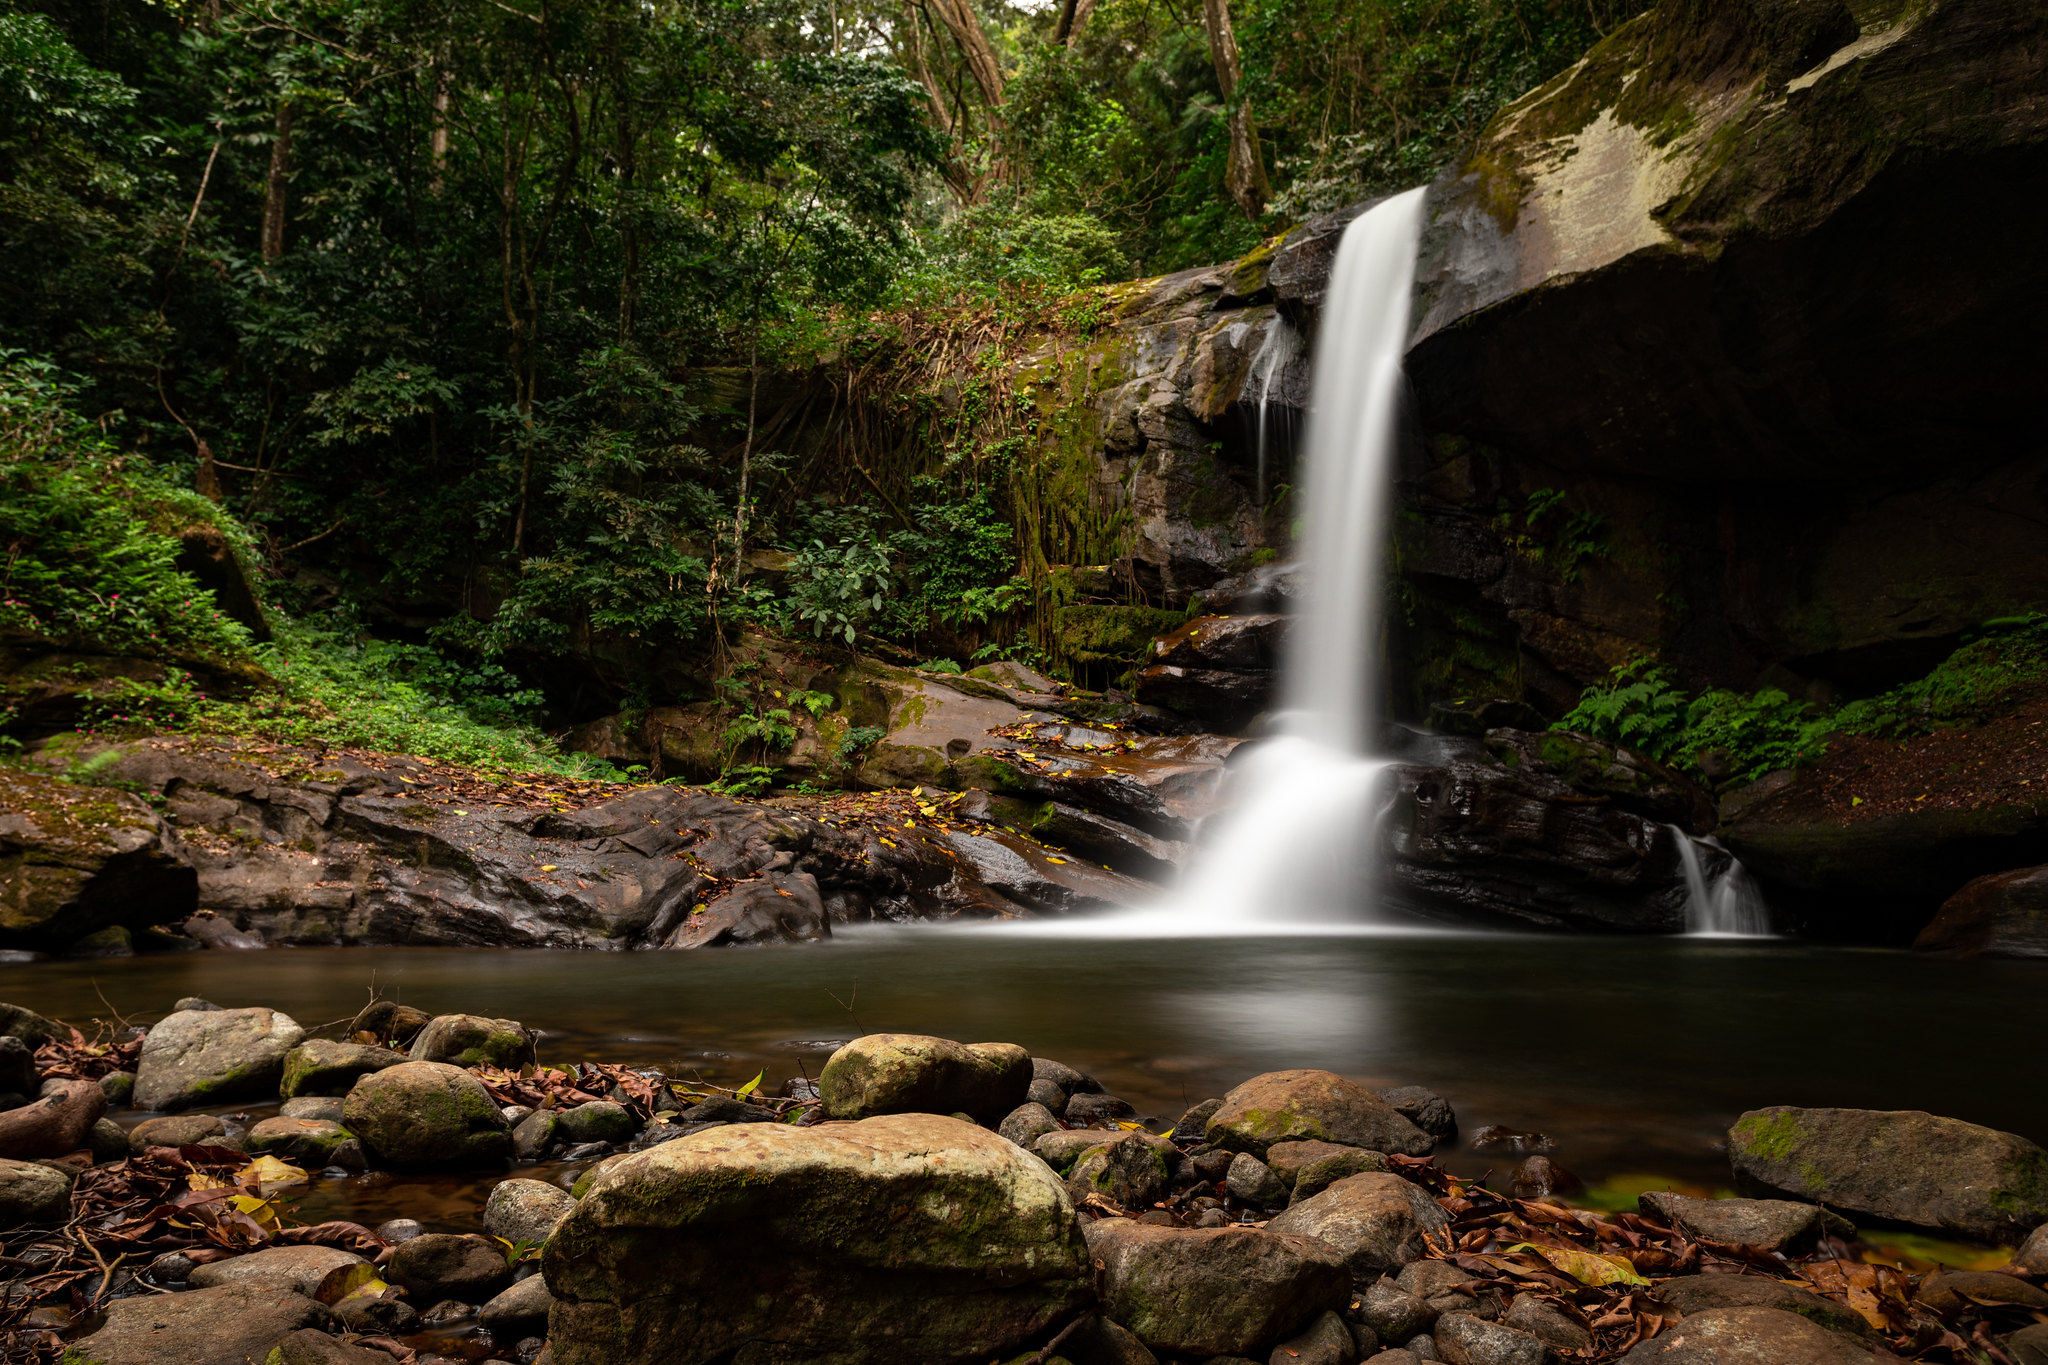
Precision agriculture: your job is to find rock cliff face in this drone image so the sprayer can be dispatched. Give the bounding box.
[1397,0,2048,707]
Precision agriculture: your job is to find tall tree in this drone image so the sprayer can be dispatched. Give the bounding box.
[1200,0,1268,219]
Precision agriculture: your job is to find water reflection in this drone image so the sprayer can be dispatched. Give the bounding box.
[1,931,2039,1190]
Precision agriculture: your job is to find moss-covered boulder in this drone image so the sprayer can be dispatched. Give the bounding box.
[543,1112,1091,1365]
[133,1007,304,1112]
[279,1039,408,1098]
[341,1061,509,1170]
[407,1013,534,1070]
[1206,1069,1434,1158]
[1483,728,1716,834]
[245,1116,354,1166]
[1083,1221,1348,1357]
[819,1034,1032,1125]
[1727,1106,2048,1245]
[58,1280,333,1365]
[1064,1131,1175,1210]
[0,764,196,953]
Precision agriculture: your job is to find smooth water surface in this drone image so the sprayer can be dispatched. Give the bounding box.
[4,930,2040,1190]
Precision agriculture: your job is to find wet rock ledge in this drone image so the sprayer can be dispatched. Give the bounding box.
[2,999,2044,1365]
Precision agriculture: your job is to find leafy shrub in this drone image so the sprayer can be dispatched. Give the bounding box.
[1557,620,2048,786]
[0,352,257,663]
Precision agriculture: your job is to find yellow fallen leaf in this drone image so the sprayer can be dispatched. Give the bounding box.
[237,1154,308,1186]
[879,837,896,848]
[1045,856,1067,864]
[540,864,558,872]
[1504,1243,1647,1287]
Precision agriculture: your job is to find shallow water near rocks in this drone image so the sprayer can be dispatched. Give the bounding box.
[3,930,2041,1227]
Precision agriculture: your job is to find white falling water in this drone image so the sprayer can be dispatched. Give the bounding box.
[1161,187,1429,927]
[1671,829,1774,937]
[1248,315,1296,506]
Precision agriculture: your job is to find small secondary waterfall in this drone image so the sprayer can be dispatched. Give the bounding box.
[1166,187,1429,926]
[1248,316,1296,506]
[1671,830,1774,937]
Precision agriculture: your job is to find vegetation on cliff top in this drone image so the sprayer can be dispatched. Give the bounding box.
[1558,619,2048,787]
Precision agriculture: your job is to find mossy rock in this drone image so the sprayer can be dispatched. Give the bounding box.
[543,1113,1089,1365]
[819,1034,1031,1125]
[1053,605,1194,667]
[406,1014,535,1070]
[279,1039,408,1098]
[1728,1105,2048,1245]
[342,1061,510,1170]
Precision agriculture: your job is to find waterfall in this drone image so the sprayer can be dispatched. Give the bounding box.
[1248,316,1296,506]
[1163,187,1429,927]
[1670,829,1774,937]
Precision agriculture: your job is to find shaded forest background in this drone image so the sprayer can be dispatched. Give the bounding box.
[0,0,1626,764]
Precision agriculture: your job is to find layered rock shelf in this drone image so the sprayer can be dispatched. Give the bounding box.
[2,1003,2045,1365]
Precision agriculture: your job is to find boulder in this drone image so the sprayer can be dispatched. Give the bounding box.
[512,1109,559,1160]
[556,1100,637,1147]
[133,1007,303,1111]
[1085,1221,1349,1356]
[87,1116,128,1162]
[348,999,432,1047]
[279,1096,343,1121]
[408,1013,535,1070]
[1650,1275,1873,1341]
[480,1273,556,1334]
[245,1116,353,1166]
[186,1244,365,1295]
[1377,1088,1456,1140]
[1208,1071,1433,1158]
[1266,1139,1389,1197]
[385,1232,514,1303]
[99,1070,134,1107]
[2010,1325,2048,1365]
[1357,1278,1437,1344]
[0,1076,106,1159]
[1067,1092,1139,1125]
[128,1112,232,1154]
[1039,1128,1121,1172]
[1267,1174,1452,1276]
[278,1039,407,1098]
[1502,1297,1588,1353]
[819,1034,1032,1125]
[264,1330,393,1365]
[0,1002,62,1048]
[1727,1106,2048,1244]
[1268,1310,1358,1365]
[1227,1153,1288,1207]
[1914,1269,2048,1315]
[342,1061,510,1169]
[2019,1221,2048,1272]
[1638,1191,1841,1253]
[1067,1132,1176,1210]
[1617,1307,1876,1363]
[59,1281,331,1365]
[0,765,196,953]
[0,1156,72,1227]
[484,1178,578,1246]
[543,1113,1090,1365]
[1916,866,2048,957]
[1434,1314,1548,1365]
[999,1102,1060,1149]
[1173,1098,1224,1141]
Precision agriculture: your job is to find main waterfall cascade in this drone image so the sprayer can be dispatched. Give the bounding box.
[1162,186,1431,929]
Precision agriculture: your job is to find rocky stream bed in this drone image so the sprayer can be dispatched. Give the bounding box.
[0,998,2042,1365]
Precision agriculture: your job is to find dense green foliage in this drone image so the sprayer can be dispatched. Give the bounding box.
[0,0,1625,755]
[1558,620,2048,785]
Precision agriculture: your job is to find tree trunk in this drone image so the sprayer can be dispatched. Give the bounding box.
[1055,0,1098,45]
[430,65,451,191]
[1200,0,1269,220]
[926,0,1004,111]
[260,100,295,263]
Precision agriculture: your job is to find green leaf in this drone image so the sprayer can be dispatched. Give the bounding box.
[735,1069,765,1099]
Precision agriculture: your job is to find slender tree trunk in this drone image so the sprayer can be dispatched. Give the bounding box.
[430,64,451,191]
[1054,0,1098,45]
[926,0,1003,110]
[260,101,295,262]
[733,328,758,577]
[1200,0,1269,219]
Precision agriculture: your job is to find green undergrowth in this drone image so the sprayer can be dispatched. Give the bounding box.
[86,621,633,780]
[0,354,627,780]
[1557,617,2048,786]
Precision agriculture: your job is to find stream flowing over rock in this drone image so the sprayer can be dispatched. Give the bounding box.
[543,1113,1091,1365]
